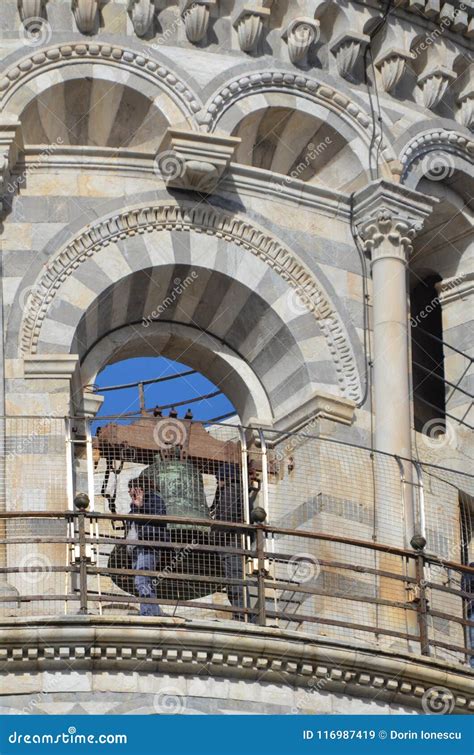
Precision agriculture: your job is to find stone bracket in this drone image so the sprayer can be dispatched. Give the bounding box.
[0,116,23,213]
[157,128,241,193]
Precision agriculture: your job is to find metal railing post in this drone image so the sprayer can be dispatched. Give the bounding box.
[415,552,430,656]
[77,511,89,615]
[255,526,267,627]
[238,426,251,622]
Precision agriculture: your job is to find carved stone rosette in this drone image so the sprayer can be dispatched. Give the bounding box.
[457,85,474,131]
[127,0,155,38]
[18,0,47,20]
[232,7,270,53]
[71,0,99,34]
[330,32,369,80]
[282,17,320,66]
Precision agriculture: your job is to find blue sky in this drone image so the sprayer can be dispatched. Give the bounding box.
[93,356,235,425]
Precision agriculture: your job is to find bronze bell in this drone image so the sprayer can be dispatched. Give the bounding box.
[146,450,210,532]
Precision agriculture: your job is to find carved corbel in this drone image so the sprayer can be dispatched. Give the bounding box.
[156,129,241,193]
[180,0,215,43]
[232,6,270,53]
[127,0,155,38]
[456,83,474,131]
[72,0,99,34]
[0,116,23,215]
[375,48,413,92]
[330,32,369,80]
[417,66,457,110]
[18,0,47,19]
[282,17,320,66]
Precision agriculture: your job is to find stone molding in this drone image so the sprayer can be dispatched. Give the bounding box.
[202,71,399,178]
[353,180,437,264]
[19,202,362,402]
[0,42,202,117]
[400,129,474,180]
[436,272,474,306]
[23,354,79,380]
[158,128,241,192]
[0,617,472,713]
[273,390,356,433]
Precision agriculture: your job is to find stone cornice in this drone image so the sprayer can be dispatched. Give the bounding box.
[23,354,79,380]
[353,180,437,264]
[19,202,362,402]
[0,617,472,713]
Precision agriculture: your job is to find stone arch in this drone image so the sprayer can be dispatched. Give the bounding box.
[17,202,363,417]
[203,70,399,181]
[78,321,273,425]
[399,127,474,189]
[0,42,202,126]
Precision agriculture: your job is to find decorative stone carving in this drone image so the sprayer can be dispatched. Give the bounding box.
[71,0,99,34]
[354,180,436,264]
[19,203,362,401]
[375,49,412,92]
[18,0,47,20]
[232,7,270,53]
[417,67,457,110]
[157,128,240,192]
[400,130,474,182]
[0,44,202,117]
[0,116,23,214]
[330,32,369,80]
[457,84,474,130]
[127,0,155,38]
[282,17,320,66]
[181,0,215,43]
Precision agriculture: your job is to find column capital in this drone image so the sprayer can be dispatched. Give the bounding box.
[353,180,437,264]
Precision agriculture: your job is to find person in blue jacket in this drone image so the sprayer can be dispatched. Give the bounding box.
[128,474,169,616]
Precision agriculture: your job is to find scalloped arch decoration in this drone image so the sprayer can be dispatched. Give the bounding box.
[20,203,362,402]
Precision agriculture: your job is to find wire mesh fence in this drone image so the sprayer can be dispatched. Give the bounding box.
[0,415,472,667]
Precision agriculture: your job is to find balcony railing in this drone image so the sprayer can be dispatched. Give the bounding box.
[0,414,472,668]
